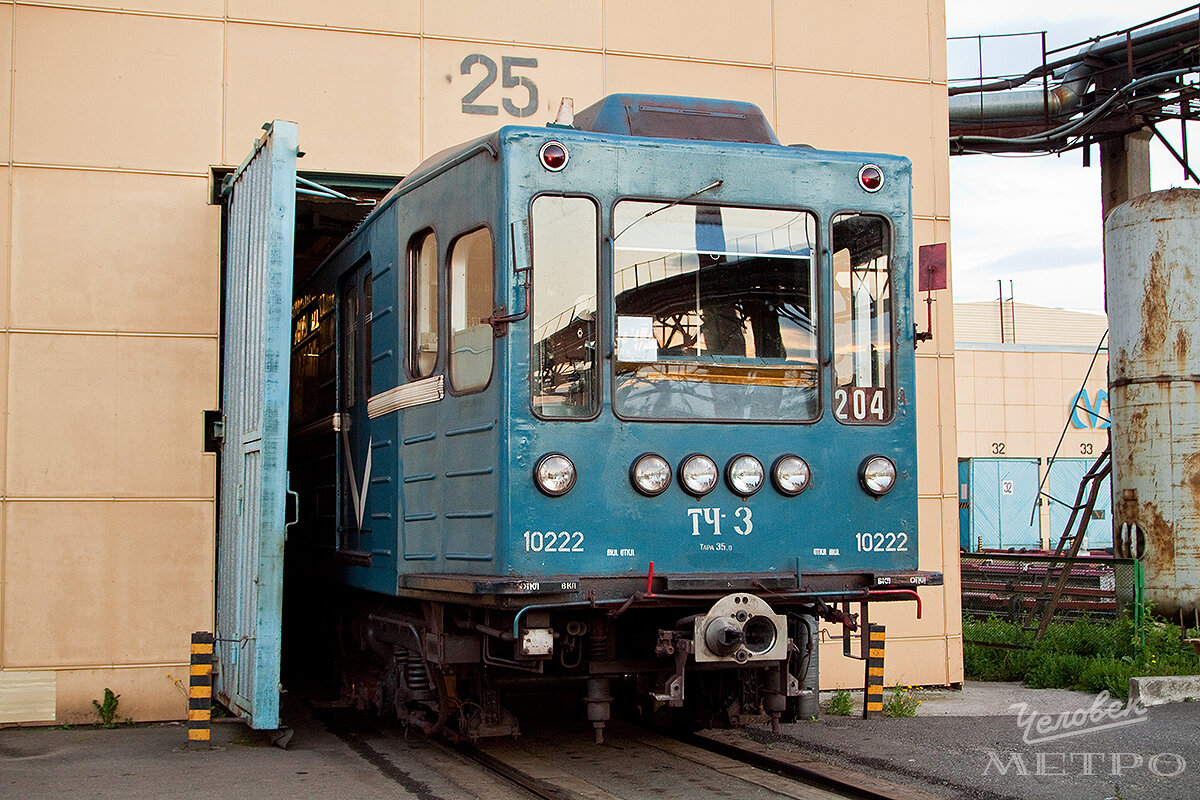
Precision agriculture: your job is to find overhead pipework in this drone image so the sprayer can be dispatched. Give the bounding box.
[949,5,1200,175]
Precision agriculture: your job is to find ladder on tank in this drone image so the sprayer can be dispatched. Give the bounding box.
[1024,444,1112,637]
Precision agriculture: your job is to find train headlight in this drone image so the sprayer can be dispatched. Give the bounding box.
[630,453,672,497]
[771,455,810,496]
[534,453,576,497]
[678,454,719,497]
[859,456,896,496]
[858,164,884,192]
[725,455,764,497]
[539,141,569,171]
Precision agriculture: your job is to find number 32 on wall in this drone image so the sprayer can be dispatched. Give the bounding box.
[461,54,539,117]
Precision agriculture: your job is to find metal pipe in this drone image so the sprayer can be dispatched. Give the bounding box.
[949,17,1200,123]
[865,589,922,618]
[462,621,515,641]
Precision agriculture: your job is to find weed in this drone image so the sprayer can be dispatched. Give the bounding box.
[826,689,854,716]
[963,614,1200,698]
[92,688,121,729]
[883,686,920,717]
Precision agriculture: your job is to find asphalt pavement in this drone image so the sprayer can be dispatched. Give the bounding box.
[747,682,1200,800]
[2,683,1197,800]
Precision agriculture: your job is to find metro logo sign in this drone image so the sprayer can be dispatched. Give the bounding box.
[1069,389,1110,429]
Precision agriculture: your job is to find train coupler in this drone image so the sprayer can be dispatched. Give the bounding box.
[652,631,692,706]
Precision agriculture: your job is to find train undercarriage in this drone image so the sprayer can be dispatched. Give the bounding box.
[328,575,925,742]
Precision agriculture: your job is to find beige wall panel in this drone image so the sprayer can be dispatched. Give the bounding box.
[0,167,8,331]
[775,0,934,80]
[1004,404,1034,435]
[7,334,216,498]
[0,7,11,162]
[917,494,944,573]
[1005,350,1033,376]
[603,56,775,121]
[975,376,1004,402]
[937,359,958,497]
[422,41,603,159]
[0,335,7,495]
[56,665,191,724]
[115,337,217,498]
[3,501,213,668]
[873,587,943,636]
[424,0,601,49]
[1002,432,1035,456]
[940,496,963,608]
[972,350,1003,378]
[605,0,772,65]
[955,349,972,375]
[225,24,420,174]
[775,75,939,218]
[12,7,221,171]
[819,637,951,689]
[915,357,941,497]
[47,1,224,16]
[229,0,419,32]
[1004,374,1031,406]
[8,333,118,497]
[10,170,218,334]
[1033,403,1064,435]
[929,95,951,221]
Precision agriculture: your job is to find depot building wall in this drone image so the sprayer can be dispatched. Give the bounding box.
[0,1,957,723]
[955,303,1111,550]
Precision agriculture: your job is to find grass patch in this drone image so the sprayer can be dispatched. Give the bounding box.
[963,615,1200,698]
[883,686,920,717]
[826,689,854,716]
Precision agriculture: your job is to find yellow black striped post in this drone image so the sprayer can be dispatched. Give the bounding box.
[862,624,885,719]
[188,632,214,745]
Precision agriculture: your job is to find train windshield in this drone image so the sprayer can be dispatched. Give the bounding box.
[612,201,819,421]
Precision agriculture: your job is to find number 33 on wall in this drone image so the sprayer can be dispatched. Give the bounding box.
[461,54,539,118]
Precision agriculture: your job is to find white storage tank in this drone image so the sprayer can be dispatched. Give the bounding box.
[1105,188,1200,618]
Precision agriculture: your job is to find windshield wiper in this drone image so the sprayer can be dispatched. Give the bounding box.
[612,179,723,242]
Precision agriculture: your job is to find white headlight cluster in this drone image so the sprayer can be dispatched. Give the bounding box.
[534,451,897,499]
[623,453,813,498]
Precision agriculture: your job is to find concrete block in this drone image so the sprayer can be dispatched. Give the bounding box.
[1128,675,1200,707]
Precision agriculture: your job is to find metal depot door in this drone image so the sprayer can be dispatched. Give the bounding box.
[216,120,298,730]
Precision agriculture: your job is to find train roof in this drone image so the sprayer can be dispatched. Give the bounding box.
[388,94,782,203]
[572,94,780,145]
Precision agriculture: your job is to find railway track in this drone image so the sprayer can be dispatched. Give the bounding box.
[680,729,946,800]
[447,721,947,800]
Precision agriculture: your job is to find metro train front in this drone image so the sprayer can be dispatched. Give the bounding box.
[286,94,941,742]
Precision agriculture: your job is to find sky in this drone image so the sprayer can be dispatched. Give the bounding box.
[945,1,1199,314]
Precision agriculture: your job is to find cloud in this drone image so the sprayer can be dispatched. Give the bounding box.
[966,243,1099,275]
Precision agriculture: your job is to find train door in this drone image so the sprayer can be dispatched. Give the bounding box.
[337,262,373,558]
[215,120,298,730]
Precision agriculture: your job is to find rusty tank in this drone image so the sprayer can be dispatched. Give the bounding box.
[1105,188,1200,618]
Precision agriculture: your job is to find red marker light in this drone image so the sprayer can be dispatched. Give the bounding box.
[858,164,884,193]
[540,141,569,172]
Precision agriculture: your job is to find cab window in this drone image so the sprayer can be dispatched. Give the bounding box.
[531,195,599,418]
[831,213,893,424]
[449,228,494,392]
